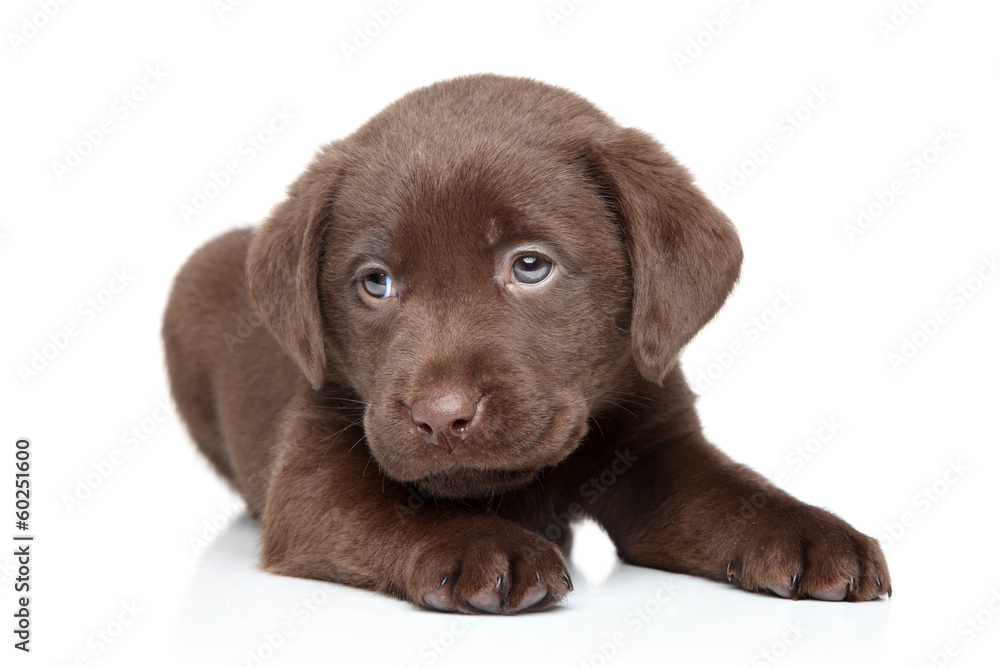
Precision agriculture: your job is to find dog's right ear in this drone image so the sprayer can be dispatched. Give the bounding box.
[246,143,343,390]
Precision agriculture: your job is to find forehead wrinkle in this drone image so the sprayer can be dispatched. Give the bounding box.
[348,144,610,282]
[386,162,507,266]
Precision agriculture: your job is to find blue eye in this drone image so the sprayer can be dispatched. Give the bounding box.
[511,256,553,285]
[362,272,394,298]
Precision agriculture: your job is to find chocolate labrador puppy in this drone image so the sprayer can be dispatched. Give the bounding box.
[163,74,889,613]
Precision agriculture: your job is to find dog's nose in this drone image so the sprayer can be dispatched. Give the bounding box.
[410,390,480,450]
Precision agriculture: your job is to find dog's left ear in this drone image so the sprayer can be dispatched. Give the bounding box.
[586,128,743,385]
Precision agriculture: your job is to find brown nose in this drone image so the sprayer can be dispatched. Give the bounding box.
[410,390,480,450]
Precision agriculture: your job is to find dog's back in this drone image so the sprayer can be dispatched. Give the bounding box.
[162,227,295,515]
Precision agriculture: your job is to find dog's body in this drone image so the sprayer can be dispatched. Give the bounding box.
[163,75,889,613]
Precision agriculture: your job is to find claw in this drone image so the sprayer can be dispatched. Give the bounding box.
[726,562,734,582]
[496,573,504,591]
[790,572,799,591]
[562,572,574,592]
[848,576,855,593]
[877,577,883,594]
[422,575,454,611]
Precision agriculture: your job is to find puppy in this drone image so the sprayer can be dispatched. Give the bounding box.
[163,74,890,613]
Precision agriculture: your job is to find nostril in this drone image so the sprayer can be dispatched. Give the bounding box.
[409,390,481,448]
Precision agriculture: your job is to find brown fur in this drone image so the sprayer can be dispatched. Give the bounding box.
[163,74,890,613]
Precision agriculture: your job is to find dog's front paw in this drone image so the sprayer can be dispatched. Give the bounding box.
[411,520,572,614]
[725,506,890,602]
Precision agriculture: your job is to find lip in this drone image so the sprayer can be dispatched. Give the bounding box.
[413,465,541,500]
[417,461,509,481]
[444,465,480,475]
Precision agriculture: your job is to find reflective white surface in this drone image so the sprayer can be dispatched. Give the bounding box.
[171,516,903,667]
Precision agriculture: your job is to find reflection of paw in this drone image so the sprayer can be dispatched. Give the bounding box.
[726,509,891,602]
[414,523,573,614]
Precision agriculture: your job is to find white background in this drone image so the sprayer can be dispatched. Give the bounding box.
[3,1,999,665]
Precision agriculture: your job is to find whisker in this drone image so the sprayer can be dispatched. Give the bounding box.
[310,405,369,413]
[346,429,368,453]
[551,391,612,408]
[325,397,374,407]
[317,418,363,445]
[316,418,364,470]
[602,390,654,403]
[496,489,507,513]
[313,396,377,411]
[594,398,638,420]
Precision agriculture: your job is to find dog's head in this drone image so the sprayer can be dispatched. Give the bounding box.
[247,75,741,499]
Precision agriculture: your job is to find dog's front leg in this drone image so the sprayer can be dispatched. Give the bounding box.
[587,430,891,601]
[258,413,572,614]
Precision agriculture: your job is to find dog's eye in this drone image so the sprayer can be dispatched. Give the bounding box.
[361,272,395,299]
[511,256,553,285]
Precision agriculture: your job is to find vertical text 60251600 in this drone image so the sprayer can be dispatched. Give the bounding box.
[13,438,32,652]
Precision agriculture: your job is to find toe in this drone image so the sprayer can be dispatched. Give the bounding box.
[513,582,548,610]
[422,578,456,611]
[467,586,503,613]
[810,583,848,601]
[767,581,794,599]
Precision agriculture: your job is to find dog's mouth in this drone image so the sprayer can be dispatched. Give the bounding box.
[412,466,541,500]
[365,399,589,500]
[374,433,560,499]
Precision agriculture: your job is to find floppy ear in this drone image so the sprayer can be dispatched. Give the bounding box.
[588,128,743,385]
[246,143,343,390]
